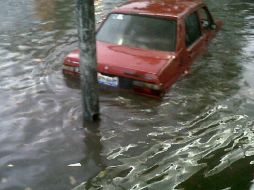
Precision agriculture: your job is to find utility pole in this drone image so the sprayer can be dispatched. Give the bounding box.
[76,0,99,121]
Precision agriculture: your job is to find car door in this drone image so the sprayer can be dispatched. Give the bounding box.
[184,10,204,62]
[197,6,217,43]
[184,6,218,63]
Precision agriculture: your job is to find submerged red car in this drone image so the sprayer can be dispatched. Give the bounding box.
[63,0,222,97]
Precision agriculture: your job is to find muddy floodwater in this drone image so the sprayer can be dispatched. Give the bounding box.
[0,0,254,190]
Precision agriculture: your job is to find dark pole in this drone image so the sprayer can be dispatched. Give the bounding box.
[76,0,99,121]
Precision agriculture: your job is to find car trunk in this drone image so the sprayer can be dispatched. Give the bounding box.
[96,41,175,83]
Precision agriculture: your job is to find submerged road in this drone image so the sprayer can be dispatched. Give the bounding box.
[0,0,254,189]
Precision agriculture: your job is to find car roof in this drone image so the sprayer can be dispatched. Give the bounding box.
[112,0,204,19]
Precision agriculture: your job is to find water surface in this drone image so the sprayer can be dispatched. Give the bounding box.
[0,0,254,190]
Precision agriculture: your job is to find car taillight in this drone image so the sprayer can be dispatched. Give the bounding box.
[133,86,162,97]
[133,81,162,90]
[63,57,80,73]
[63,65,80,73]
[64,57,79,67]
[133,81,163,97]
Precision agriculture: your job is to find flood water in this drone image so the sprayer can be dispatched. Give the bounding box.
[0,0,254,190]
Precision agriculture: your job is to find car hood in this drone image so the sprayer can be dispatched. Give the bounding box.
[97,41,175,78]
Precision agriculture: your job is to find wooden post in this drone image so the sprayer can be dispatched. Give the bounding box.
[76,0,99,121]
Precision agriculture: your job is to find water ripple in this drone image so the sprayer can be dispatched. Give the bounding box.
[1,0,254,190]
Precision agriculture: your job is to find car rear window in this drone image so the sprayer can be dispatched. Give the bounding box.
[97,14,177,52]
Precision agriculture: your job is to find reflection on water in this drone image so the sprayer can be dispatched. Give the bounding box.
[0,0,254,190]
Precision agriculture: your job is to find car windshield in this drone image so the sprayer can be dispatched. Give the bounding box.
[96,14,177,52]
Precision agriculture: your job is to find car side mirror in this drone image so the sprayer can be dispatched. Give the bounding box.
[211,24,217,30]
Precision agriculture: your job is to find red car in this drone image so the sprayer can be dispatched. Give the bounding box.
[63,0,222,98]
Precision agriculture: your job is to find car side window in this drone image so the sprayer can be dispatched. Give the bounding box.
[185,12,201,47]
[197,7,214,30]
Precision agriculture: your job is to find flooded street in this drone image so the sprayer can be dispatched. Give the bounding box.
[0,0,254,189]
